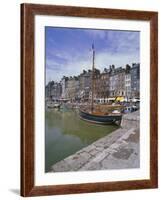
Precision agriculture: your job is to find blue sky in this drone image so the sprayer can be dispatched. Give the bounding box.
[45,27,140,83]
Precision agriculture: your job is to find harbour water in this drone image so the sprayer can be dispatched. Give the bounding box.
[45,106,118,172]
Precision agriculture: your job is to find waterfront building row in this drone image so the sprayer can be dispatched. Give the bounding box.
[45,63,140,102]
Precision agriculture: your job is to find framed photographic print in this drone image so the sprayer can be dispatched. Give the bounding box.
[21,3,158,197]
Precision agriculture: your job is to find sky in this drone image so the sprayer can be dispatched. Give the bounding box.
[45,27,140,83]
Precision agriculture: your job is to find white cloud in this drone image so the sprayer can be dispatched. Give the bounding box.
[46,50,139,84]
[96,52,139,68]
[45,29,139,84]
[84,29,106,39]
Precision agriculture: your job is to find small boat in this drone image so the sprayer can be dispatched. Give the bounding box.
[47,102,61,109]
[79,44,122,125]
[122,105,138,114]
[79,109,122,125]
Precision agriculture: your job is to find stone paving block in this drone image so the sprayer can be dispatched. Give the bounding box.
[51,160,71,172]
[77,145,96,154]
[88,149,100,156]
[112,147,134,160]
[65,152,92,170]
[80,162,101,171]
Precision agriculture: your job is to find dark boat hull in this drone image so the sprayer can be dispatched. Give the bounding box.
[79,109,122,125]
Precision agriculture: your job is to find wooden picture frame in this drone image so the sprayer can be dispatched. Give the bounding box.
[21,3,158,197]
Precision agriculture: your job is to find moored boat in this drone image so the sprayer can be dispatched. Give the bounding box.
[79,44,122,125]
[79,109,122,125]
[47,102,61,109]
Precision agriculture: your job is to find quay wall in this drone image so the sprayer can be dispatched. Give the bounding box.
[121,111,140,129]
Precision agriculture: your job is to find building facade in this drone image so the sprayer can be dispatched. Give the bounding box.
[125,64,132,99]
[93,68,101,99]
[50,82,62,100]
[45,81,54,99]
[66,76,79,101]
[78,70,92,101]
[46,63,140,103]
[131,63,140,98]
[100,68,110,99]
[60,76,68,99]
[109,65,126,97]
[109,65,115,97]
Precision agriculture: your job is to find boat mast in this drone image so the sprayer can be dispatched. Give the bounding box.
[91,44,95,113]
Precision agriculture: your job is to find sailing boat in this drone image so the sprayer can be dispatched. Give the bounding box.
[79,44,122,125]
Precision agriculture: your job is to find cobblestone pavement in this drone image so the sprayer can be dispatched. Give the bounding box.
[51,111,140,172]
